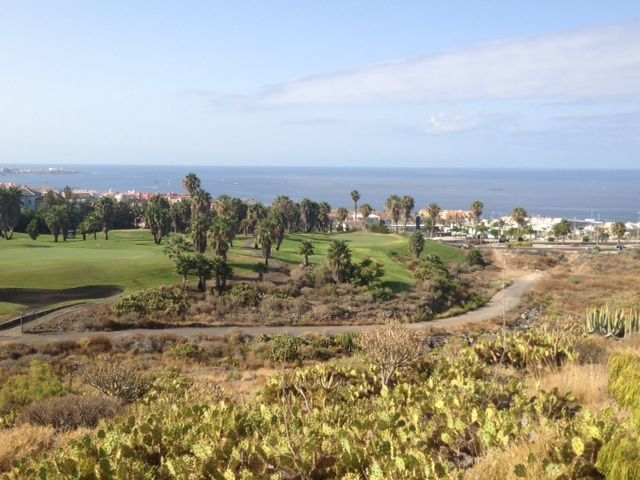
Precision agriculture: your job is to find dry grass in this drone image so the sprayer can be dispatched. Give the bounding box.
[0,424,91,472]
[464,426,557,480]
[534,362,610,409]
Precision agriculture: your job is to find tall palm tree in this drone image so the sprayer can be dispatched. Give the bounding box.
[256,219,276,266]
[401,196,415,231]
[511,207,528,240]
[611,221,626,245]
[336,207,348,231]
[208,215,235,260]
[385,195,402,233]
[350,190,360,225]
[318,202,332,233]
[426,203,441,239]
[0,186,22,239]
[189,214,210,253]
[190,189,211,217]
[360,203,373,227]
[182,173,201,195]
[95,196,115,240]
[470,200,484,239]
[299,239,314,267]
[327,240,352,283]
[191,253,214,291]
[211,257,233,293]
[163,233,194,260]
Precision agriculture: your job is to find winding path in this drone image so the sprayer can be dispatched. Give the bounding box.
[0,272,542,344]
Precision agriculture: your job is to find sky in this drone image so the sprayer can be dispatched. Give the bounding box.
[1,1,640,168]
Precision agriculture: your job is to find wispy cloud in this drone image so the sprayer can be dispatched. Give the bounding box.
[261,21,640,106]
[420,113,478,134]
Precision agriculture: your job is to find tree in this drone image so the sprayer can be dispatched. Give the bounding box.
[511,207,528,240]
[350,257,384,287]
[256,219,276,266]
[95,197,115,240]
[414,253,449,281]
[357,321,423,388]
[43,205,71,242]
[26,218,39,241]
[317,202,332,233]
[163,235,195,282]
[191,253,215,291]
[254,262,268,281]
[401,196,415,231]
[336,207,348,230]
[189,214,210,253]
[299,199,319,232]
[350,190,360,226]
[470,200,484,241]
[552,219,572,244]
[426,203,441,239]
[170,199,191,233]
[0,186,22,239]
[299,239,314,267]
[210,257,233,293]
[208,215,235,259]
[182,172,201,195]
[612,222,627,245]
[190,189,212,217]
[360,203,373,226]
[385,195,402,233]
[327,240,352,283]
[144,195,171,244]
[246,202,267,235]
[408,231,425,259]
[82,213,102,240]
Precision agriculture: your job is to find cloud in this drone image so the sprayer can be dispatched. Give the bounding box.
[262,21,640,106]
[421,113,478,134]
[284,117,341,127]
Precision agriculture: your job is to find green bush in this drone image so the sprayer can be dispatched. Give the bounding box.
[171,342,202,359]
[265,335,305,362]
[466,247,488,268]
[114,285,189,317]
[0,362,67,414]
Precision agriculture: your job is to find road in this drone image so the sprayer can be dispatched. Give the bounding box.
[0,272,542,344]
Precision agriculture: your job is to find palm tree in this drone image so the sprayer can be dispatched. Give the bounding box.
[401,196,415,231]
[174,254,194,283]
[336,207,348,231]
[511,207,528,240]
[144,195,171,244]
[350,190,360,226]
[612,222,627,245]
[163,234,194,260]
[299,239,314,267]
[189,214,210,253]
[211,257,233,293]
[0,186,22,239]
[256,219,276,266]
[552,219,571,244]
[43,205,71,242]
[182,173,201,195]
[191,253,215,291]
[208,215,235,260]
[84,212,102,240]
[190,189,212,217]
[385,195,402,233]
[470,200,484,240]
[327,240,352,283]
[360,203,373,227]
[95,197,115,240]
[426,203,441,239]
[408,231,425,259]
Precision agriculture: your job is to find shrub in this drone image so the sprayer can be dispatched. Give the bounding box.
[227,282,263,307]
[172,342,202,359]
[81,360,153,403]
[0,424,55,472]
[466,247,488,268]
[80,335,113,354]
[21,395,123,431]
[114,285,189,317]
[265,335,304,362]
[336,332,359,353]
[365,221,390,233]
[357,321,424,387]
[0,343,35,361]
[0,362,67,414]
[349,257,384,287]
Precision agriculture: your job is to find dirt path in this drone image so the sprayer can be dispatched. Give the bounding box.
[0,272,542,344]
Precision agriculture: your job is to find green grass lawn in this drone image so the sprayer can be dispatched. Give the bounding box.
[229,231,463,291]
[0,229,463,316]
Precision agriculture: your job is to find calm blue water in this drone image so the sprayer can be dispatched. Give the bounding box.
[2,165,640,221]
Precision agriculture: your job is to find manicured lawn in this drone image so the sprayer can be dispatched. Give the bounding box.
[0,229,464,315]
[229,231,464,291]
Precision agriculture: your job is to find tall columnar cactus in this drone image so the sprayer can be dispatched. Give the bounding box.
[586,306,640,338]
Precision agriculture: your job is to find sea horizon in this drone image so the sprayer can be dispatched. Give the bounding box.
[2,164,640,222]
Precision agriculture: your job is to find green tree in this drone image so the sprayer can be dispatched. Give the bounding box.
[190,189,212,217]
[385,195,402,233]
[191,253,214,291]
[350,257,384,286]
[327,239,352,283]
[299,199,319,232]
[208,215,235,260]
[26,218,40,241]
[612,222,627,245]
[408,231,425,259]
[0,186,22,239]
[246,202,268,235]
[144,195,172,244]
[95,197,115,240]
[317,202,332,233]
[163,234,195,282]
[299,239,314,267]
[360,203,373,227]
[43,205,70,242]
[336,207,348,231]
[350,190,360,226]
[426,203,442,239]
[471,200,484,241]
[511,207,528,239]
[83,212,102,240]
[401,196,415,231]
[211,257,233,293]
[552,219,572,244]
[414,253,449,281]
[170,199,191,233]
[182,172,201,195]
[256,219,276,266]
[189,214,210,253]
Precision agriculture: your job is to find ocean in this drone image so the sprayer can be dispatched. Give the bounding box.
[2,165,640,222]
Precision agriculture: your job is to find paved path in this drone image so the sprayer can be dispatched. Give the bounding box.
[0,272,542,344]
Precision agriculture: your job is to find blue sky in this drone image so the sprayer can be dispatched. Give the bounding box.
[1,1,639,168]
